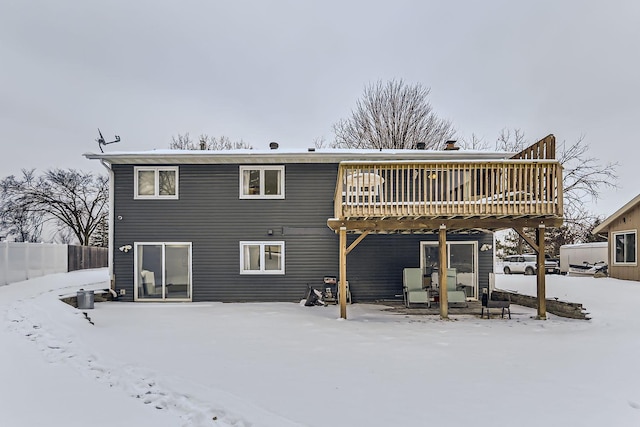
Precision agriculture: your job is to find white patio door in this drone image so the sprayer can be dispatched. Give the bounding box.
[420,241,478,299]
[135,242,192,301]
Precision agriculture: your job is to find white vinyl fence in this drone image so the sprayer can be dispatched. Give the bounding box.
[0,242,68,286]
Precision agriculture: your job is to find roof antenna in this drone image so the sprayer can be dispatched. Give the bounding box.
[96,128,121,153]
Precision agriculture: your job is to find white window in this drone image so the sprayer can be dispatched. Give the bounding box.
[240,166,284,199]
[135,167,179,199]
[240,241,285,274]
[613,230,637,265]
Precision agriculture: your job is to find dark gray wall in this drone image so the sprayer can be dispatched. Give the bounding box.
[346,233,494,301]
[112,163,494,302]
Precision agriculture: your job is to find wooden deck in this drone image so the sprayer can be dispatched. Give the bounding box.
[329,135,563,234]
[328,135,563,320]
[330,160,562,233]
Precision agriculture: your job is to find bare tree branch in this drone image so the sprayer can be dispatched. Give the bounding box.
[458,133,491,150]
[332,79,456,149]
[170,133,252,150]
[0,170,45,242]
[0,169,108,245]
[495,129,618,252]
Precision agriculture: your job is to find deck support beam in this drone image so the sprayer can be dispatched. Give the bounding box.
[536,225,547,319]
[327,217,562,233]
[439,225,448,319]
[339,226,347,319]
[514,227,539,254]
[346,231,369,255]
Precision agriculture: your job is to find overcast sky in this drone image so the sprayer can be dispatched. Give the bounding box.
[1,0,638,216]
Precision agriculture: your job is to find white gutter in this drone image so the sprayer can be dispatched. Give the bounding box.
[99,159,115,292]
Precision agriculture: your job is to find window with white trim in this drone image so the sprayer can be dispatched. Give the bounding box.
[613,230,637,265]
[239,166,284,199]
[134,167,179,199]
[240,241,285,274]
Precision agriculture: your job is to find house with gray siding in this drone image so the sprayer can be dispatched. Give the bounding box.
[85,137,563,314]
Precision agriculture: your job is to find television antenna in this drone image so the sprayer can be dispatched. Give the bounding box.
[96,128,121,153]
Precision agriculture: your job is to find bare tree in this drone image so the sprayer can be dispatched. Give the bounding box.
[313,136,328,149]
[496,129,618,251]
[333,79,456,149]
[55,228,76,244]
[0,170,45,242]
[170,133,252,150]
[458,133,491,150]
[558,136,618,216]
[0,169,108,245]
[170,132,194,149]
[494,128,528,152]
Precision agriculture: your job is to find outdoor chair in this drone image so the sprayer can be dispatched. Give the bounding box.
[445,268,468,306]
[481,288,511,319]
[140,270,159,296]
[403,268,430,308]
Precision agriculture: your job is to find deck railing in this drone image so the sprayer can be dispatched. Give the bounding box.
[334,160,563,219]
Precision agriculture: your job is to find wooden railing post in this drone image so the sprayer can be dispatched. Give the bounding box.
[439,225,448,319]
[334,165,344,219]
[536,225,547,320]
[339,227,347,320]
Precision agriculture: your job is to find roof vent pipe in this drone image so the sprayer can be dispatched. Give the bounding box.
[416,142,426,150]
[269,142,279,150]
[444,140,460,151]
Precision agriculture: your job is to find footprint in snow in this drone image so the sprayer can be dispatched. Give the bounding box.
[629,401,640,409]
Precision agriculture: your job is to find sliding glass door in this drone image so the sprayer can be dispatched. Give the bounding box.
[420,241,478,299]
[135,242,192,301]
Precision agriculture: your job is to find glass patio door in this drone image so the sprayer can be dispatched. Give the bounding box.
[135,242,192,301]
[420,241,478,299]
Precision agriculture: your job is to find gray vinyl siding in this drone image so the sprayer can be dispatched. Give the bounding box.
[111,163,494,302]
[345,233,494,301]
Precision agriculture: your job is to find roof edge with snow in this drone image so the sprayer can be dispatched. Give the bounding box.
[592,193,640,235]
[84,148,518,165]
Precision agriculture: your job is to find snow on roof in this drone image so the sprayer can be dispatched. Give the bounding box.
[84,147,516,165]
[592,193,640,234]
[559,242,608,249]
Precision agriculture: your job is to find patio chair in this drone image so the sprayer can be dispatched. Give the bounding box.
[403,268,430,308]
[445,268,467,306]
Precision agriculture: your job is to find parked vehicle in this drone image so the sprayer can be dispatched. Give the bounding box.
[568,260,608,276]
[502,254,560,275]
[559,242,608,275]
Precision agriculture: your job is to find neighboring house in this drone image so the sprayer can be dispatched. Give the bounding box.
[85,136,563,315]
[593,194,640,281]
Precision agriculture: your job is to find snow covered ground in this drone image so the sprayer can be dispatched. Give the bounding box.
[2,268,640,427]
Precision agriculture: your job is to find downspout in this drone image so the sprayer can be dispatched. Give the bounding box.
[99,159,116,297]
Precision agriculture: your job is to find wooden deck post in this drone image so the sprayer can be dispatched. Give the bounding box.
[439,224,448,319]
[536,225,547,320]
[339,226,347,319]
